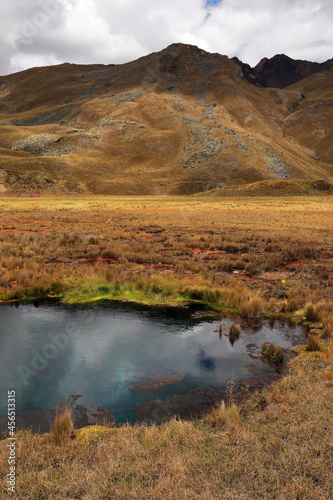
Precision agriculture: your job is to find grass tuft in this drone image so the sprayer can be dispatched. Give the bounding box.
[205,401,241,429]
[262,342,284,363]
[239,297,263,318]
[306,334,321,352]
[304,303,320,323]
[50,404,74,444]
[229,323,240,341]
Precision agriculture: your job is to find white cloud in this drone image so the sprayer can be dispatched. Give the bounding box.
[0,0,332,75]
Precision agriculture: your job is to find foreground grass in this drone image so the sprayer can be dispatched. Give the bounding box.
[1,346,333,499]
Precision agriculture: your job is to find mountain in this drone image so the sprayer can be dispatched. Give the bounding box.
[0,43,332,196]
[233,53,331,88]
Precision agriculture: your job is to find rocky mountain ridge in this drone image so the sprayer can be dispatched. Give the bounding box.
[233,53,332,88]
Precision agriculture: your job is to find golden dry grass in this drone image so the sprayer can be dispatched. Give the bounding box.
[306,334,322,352]
[50,405,74,445]
[0,196,332,314]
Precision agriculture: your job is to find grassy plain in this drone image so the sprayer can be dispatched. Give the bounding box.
[0,195,333,499]
[0,196,332,320]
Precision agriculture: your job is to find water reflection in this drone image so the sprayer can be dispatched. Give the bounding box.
[0,301,307,423]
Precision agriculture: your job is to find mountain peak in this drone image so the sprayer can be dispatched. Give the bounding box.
[252,54,322,87]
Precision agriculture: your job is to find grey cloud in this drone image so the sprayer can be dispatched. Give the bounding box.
[0,0,332,75]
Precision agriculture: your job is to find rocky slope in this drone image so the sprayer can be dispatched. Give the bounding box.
[233,54,332,88]
[0,43,332,195]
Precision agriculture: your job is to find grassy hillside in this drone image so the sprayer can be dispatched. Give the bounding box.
[0,44,332,196]
[194,179,333,197]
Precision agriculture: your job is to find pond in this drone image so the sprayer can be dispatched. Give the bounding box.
[0,301,307,425]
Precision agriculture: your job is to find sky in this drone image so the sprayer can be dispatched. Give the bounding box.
[1,0,332,75]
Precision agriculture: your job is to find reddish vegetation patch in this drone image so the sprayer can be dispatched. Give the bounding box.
[33,220,56,223]
[130,373,183,391]
[279,260,304,273]
[137,231,155,237]
[30,189,40,198]
[285,260,302,267]
[232,270,252,279]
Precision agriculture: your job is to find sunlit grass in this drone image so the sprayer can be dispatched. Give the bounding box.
[0,196,332,327]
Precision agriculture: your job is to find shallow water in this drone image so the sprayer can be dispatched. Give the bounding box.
[0,301,307,423]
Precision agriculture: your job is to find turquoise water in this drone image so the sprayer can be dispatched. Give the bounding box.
[0,301,306,423]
